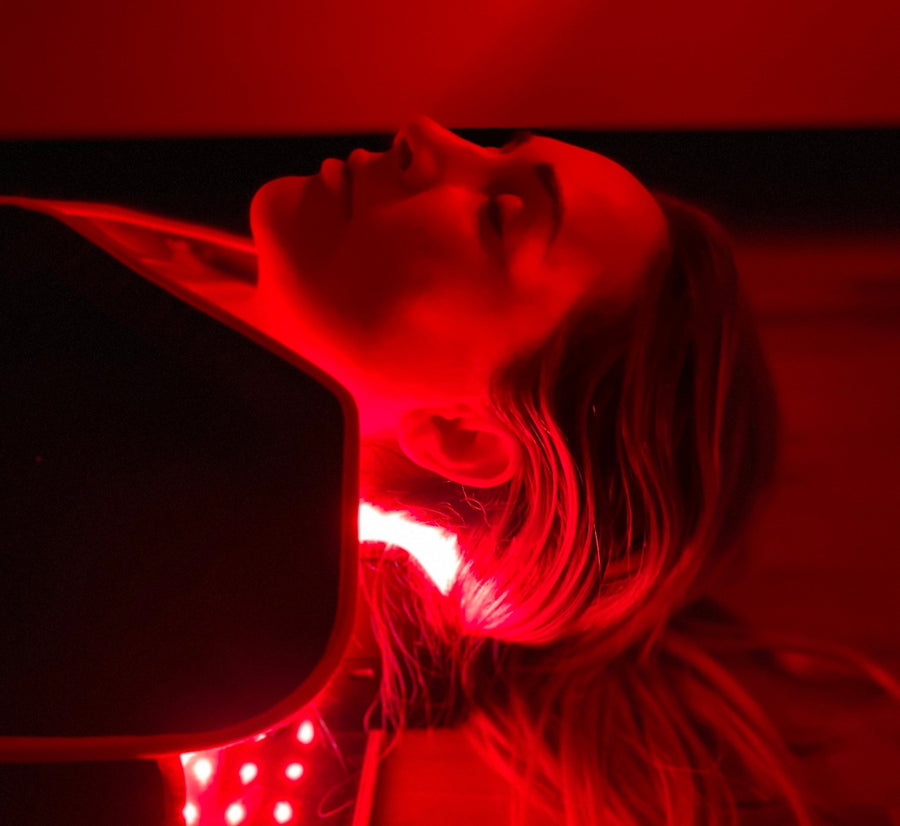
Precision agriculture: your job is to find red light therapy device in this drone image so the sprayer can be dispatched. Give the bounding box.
[0,195,471,825]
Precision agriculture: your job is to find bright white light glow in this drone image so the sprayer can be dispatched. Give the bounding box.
[296,720,315,744]
[285,762,304,780]
[192,758,214,785]
[273,801,294,823]
[225,802,246,825]
[358,501,462,594]
[175,506,466,824]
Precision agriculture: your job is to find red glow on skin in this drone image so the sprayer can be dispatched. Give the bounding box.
[250,115,670,444]
[7,119,895,824]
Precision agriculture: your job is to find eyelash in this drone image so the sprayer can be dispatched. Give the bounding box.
[486,130,533,236]
[487,197,505,235]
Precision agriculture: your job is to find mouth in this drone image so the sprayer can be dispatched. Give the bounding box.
[316,158,353,223]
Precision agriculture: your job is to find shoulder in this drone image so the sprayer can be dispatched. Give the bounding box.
[723,646,900,814]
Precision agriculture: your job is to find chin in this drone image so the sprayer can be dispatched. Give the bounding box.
[250,176,307,246]
[252,175,347,279]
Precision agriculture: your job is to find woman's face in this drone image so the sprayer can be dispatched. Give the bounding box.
[250,115,669,439]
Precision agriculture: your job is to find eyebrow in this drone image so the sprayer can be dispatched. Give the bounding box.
[498,130,564,251]
[534,162,564,249]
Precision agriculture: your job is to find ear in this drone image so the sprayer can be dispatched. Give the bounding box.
[396,404,522,488]
[0,196,257,288]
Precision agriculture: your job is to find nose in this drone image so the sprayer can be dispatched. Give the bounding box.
[393,114,448,147]
[391,115,482,189]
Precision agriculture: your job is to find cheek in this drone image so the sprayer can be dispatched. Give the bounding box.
[354,192,486,280]
[327,222,423,304]
[400,292,526,393]
[251,176,346,275]
[325,206,493,323]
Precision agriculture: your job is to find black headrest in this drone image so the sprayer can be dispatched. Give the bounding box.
[1,208,358,748]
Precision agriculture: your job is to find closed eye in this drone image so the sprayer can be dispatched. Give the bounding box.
[487,196,504,235]
[486,130,535,235]
[479,130,541,264]
[486,193,525,238]
[479,194,514,269]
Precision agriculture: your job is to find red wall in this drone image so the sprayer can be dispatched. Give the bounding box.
[1,0,899,138]
[721,232,900,662]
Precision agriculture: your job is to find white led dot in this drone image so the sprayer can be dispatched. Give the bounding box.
[284,762,304,781]
[182,803,199,825]
[273,801,294,823]
[239,762,258,784]
[296,720,315,744]
[179,752,196,767]
[192,758,214,785]
[225,802,246,825]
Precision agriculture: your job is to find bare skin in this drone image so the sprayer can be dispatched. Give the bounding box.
[250,115,670,487]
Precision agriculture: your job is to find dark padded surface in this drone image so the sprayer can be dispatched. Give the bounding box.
[0,210,346,737]
[1,130,898,236]
[0,760,172,826]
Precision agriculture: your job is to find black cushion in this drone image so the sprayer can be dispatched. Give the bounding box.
[1,210,347,737]
[0,761,173,826]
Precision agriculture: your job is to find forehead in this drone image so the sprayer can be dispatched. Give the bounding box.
[528,134,611,166]
[517,135,669,301]
[529,134,655,212]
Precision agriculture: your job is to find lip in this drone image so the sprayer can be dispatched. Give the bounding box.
[317,158,351,221]
[343,164,353,220]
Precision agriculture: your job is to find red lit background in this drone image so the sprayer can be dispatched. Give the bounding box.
[2,0,900,137]
[2,1,899,823]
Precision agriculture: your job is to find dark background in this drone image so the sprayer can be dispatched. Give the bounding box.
[3,129,899,236]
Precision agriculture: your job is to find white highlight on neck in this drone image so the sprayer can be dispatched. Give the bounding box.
[358,501,462,594]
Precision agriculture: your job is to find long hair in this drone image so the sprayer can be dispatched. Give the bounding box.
[358,193,900,825]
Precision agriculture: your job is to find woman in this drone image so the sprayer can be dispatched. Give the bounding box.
[5,116,896,824]
[251,115,900,825]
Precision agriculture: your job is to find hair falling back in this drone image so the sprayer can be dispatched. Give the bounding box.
[358,193,900,825]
